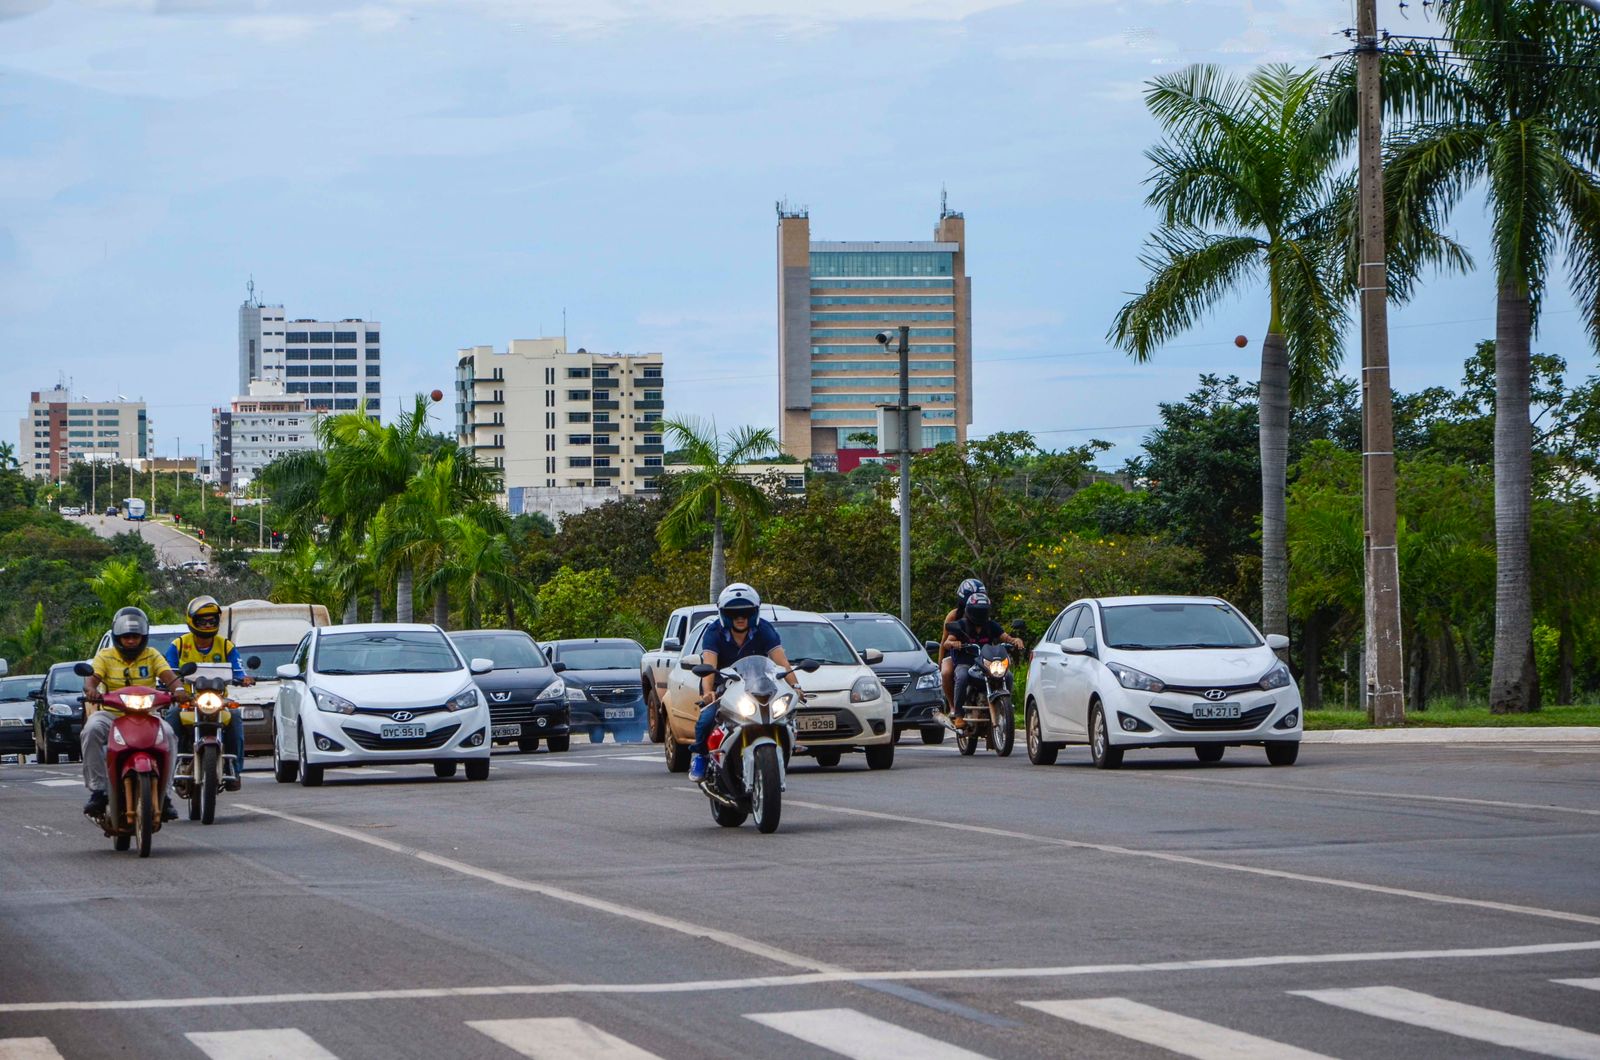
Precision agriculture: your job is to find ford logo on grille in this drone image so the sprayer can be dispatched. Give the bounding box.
[489,691,511,702]
[1203,689,1228,702]
[391,710,415,721]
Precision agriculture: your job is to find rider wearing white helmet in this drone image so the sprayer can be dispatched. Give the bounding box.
[689,583,801,781]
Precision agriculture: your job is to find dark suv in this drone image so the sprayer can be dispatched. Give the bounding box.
[824,612,946,745]
[448,629,570,753]
[31,663,84,763]
[542,638,648,744]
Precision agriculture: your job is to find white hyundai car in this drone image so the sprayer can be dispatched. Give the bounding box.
[271,623,495,785]
[1023,596,1301,768]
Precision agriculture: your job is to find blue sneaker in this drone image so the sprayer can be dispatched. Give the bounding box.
[688,753,707,782]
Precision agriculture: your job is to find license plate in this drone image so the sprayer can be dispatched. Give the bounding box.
[1192,703,1241,720]
[0,718,23,726]
[380,723,427,739]
[242,707,265,720]
[603,707,634,720]
[796,714,837,733]
[492,724,521,738]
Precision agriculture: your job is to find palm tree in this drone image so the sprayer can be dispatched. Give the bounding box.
[1111,65,1352,639]
[655,418,778,600]
[423,515,530,629]
[0,441,17,471]
[1381,0,1600,712]
[86,556,151,623]
[378,450,503,627]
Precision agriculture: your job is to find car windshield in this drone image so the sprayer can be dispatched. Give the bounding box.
[240,644,298,675]
[555,644,642,670]
[451,632,546,669]
[772,621,861,666]
[830,616,920,653]
[1101,602,1261,650]
[147,630,181,657]
[0,676,39,701]
[49,668,85,695]
[316,630,462,674]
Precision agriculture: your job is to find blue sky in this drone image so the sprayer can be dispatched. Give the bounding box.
[0,0,1593,471]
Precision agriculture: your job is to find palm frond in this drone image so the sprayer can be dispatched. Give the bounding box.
[1109,230,1265,360]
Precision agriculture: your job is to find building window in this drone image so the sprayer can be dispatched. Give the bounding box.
[568,457,592,468]
[286,331,308,343]
[365,365,381,377]
[335,348,357,359]
[310,331,333,342]
[644,456,662,467]
[643,390,662,402]
[366,348,380,359]
[567,389,590,401]
[287,383,309,394]
[566,367,590,379]
[335,365,357,377]
[546,435,555,452]
[594,458,611,468]
[310,365,333,377]
[568,411,590,423]
[335,382,357,393]
[365,381,381,393]
[334,331,357,342]
[310,348,333,359]
[567,434,592,445]
[335,398,358,410]
[643,367,662,379]
[365,331,380,343]
[810,251,954,277]
[545,368,556,385]
[310,382,333,394]
[286,350,308,360]
[286,366,309,377]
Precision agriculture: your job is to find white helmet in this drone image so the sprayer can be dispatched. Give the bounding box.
[717,582,761,624]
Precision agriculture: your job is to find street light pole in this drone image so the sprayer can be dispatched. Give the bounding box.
[896,325,912,627]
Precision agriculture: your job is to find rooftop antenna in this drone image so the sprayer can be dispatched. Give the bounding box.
[246,275,258,307]
[563,307,567,346]
[941,185,947,217]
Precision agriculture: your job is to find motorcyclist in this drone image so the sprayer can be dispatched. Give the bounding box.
[164,596,253,789]
[688,583,801,782]
[938,592,1025,725]
[81,606,187,821]
[939,578,987,726]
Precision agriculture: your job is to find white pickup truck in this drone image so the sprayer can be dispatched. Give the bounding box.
[640,603,720,742]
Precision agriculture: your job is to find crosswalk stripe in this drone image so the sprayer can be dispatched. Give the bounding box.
[186,1028,339,1059]
[0,1039,67,1059]
[33,779,80,788]
[746,1007,991,1059]
[1021,997,1334,1059]
[1556,978,1600,992]
[1294,986,1600,1059]
[467,1017,660,1059]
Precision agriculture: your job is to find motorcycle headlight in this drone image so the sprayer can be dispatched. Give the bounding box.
[196,692,224,714]
[536,679,565,701]
[446,687,479,712]
[119,693,155,712]
[48,702,72,717]
[732,693,758,718]
[850,675,882,703]
[1106,662,1165,693]
[1259,662,1293,690]
[771,694,793,719]
[313,689,358,715]
[915,671,939,690]
[985,657,1011,677]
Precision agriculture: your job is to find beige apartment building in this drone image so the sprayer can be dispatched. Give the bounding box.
[454,339,665,516]
[776,203,972,471]
[19,386,150,480]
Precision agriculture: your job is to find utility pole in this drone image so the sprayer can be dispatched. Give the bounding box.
[1357,0,1406,726]
[876,325,915,626]
[90,458,96,515]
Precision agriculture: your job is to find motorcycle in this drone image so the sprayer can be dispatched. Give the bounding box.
[683,655,819,834]
[72,660,195,857]
[931,641,1017,757]
[173,662,254,825]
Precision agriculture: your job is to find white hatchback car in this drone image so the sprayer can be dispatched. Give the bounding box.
[1023,596,1302,768]
[271,623,495,785]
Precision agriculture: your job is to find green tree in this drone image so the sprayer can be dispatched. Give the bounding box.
[86,556,152,624]
[534,565,621,640]
[655,418,778,600]
[423,515,530,630]
[1381,0,1600,711]
[0,602,60,673]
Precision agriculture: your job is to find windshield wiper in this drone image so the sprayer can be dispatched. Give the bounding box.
[316,668,360,675]
[362,667,452,674]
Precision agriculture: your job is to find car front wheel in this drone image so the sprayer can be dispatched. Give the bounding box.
[1089,704,1123,770]
[1195,744,1225,764]
[1265,741,1299,766]
[864,743,894,770]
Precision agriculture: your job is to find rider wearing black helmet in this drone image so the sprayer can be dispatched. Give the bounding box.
[939,591,1025,726]
[939,578,987,724]
[80,606,187,820]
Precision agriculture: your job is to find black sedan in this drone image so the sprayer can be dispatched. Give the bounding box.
[0,673,45,758]
[32,663,86,763]
[825,612,947,745]
[542,638,649,744]
[448,629,571,754]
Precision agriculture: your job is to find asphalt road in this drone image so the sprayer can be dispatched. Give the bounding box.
[80,512,209,568]
[2,738,1598,1059]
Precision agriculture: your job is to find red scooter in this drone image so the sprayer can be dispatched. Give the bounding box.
[73,661,193,857]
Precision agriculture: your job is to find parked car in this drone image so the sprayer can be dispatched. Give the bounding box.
[640,603,721,742]
[224,601,331,757]
[447,629,569,753]
[542,638,648,743]
[271,623,494,785]
[661,607,895,772]
[32,662,87,763]
[0,673,45,757]
[824,612,945,745]
[97,623,186,660]
[1023,595,1302,768]
[59,506,80,517]
[104,506,119,517]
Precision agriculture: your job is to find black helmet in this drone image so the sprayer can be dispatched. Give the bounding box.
[964,592,992,627]
[957,578,986,606]
[111,606,150,661]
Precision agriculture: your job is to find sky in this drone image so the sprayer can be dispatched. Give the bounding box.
[0,0,1595,472]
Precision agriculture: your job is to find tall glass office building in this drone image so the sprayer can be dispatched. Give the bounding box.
[776,205,971,469]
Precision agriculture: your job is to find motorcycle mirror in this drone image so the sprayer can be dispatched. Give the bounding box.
[1010,619,1027,633]
[73,662,95,677]
[797,659,821,673]
[691,664,717,677]
[179,662,199,676]
[923,640,940,655]
[246,656,261,670]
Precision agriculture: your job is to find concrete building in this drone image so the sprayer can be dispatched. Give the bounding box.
[211,380,324,491]
[238,288,381,416]
[19,386,149,480]
[776,203,972,470]
[454,338,665,514]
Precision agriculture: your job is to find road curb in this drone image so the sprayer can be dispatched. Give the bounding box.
[1304,726,1600,743]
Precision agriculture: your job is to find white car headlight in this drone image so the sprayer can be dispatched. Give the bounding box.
[536,679,565,701]
[313,689,357,715]
[565,683,588,702]
[850,676,883,703]
[915,671,939,690]
[49,702,72,716]
[1259,662,1293,690]
[446,687,479,712]
[1106,662,1165,693]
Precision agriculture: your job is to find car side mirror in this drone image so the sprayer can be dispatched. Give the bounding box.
[73,662,94,677]
[550,661,567,673]
[1265,633,1290,651]
[1060,637,1089,654]
[860,648,884,665]
[679,658,700,671]
[0,658,7,677]
[275,664,301,681]
[691,664,716,677]
[179,662,198,677]
[469,657,494,675]
[245,656,261,670]
[662,638,681,653]
[797,659,821,673]
[923,640,940,654]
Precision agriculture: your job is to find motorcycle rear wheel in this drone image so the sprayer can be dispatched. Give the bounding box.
[751,744,782,834]
[135,773,155,858]
[992,698,1015,757]
[956,724,979,755]
[710,796,747,828]
[200,745,219,824]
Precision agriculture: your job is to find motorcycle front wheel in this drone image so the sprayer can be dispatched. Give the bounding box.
[751,744,782,834]
[200,745,219,824]
[135,773,155,858]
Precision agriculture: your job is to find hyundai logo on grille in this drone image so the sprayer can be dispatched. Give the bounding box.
[390,710,414,721]
[1203,689,1228,701]
[489,691,511,702]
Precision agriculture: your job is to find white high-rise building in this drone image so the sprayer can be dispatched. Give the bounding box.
[211,381,324,490]
[238,288,381,416]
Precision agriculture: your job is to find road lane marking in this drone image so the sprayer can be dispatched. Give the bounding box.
[32,780,79,788]
[234,802,848,976]
[1556,978,1600,991]
[746,1008,990,1059]
[1294,986,1600,1058]
[186,1029,338,1059]
[788,799,1600,927]
[324,769,395,776]
[468,1018,659,1059]
[6,939,1598,1014]
[1138,774,1600,817]
[0,1040,65,1059]
[1021,998,1332,1059]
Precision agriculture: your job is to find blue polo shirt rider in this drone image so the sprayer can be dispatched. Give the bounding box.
[688,583,801,782]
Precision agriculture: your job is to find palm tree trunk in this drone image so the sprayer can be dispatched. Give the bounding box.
[342,596,359,624]
[371,584,383,623]
[1302,613,1323,711]
[503,591,514,630]
[1490,287,1537,713]
[1558,606,1575,706]
[396,564,414,623]
[433,587,449,629]
[1258,331,1291,640]
[709,515,727,601]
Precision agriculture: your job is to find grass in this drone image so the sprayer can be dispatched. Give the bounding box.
[1305,698,1600,729]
